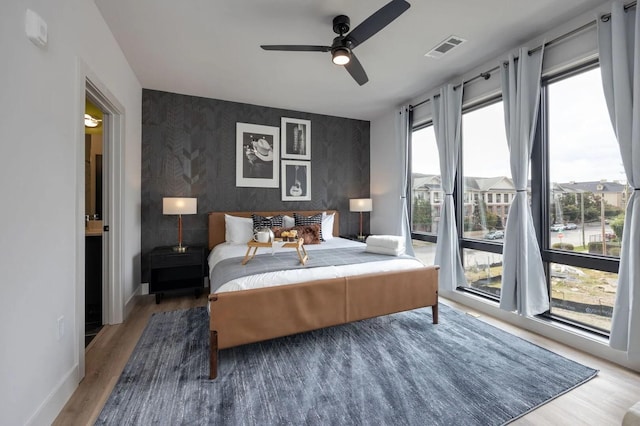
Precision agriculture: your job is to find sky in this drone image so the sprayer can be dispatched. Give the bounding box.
[412,68,625,184]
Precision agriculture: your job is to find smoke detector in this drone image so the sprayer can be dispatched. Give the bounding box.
[425,35,466,59]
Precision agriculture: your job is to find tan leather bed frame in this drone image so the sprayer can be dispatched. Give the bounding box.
[207,210,439,379]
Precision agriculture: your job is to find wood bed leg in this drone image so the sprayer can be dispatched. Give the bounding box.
[210,330,218,380]
[432,304,439,324]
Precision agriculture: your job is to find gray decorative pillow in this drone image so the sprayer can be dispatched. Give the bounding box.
[293,212,324,241]
[251,214,284,230]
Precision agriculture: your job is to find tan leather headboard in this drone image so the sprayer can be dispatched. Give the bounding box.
[208,210,340,249]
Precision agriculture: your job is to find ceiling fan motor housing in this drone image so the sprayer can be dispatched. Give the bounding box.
[332,15,350,35]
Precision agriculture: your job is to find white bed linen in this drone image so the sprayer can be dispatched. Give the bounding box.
[208,237,425,294]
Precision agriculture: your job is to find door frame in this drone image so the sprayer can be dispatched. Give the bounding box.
[76,60,125,378]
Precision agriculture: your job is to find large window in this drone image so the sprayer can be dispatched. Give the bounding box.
[411,125,439,267]
[544,66,623,332]
[460,101,510,296]
[547,67,624,258]
[411,125,440,236]
[461,101,511,242]
[408,62,624,335]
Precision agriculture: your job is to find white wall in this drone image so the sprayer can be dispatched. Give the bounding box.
[370,2,640,371]
[0,1,141,424]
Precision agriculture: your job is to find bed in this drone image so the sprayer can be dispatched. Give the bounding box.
[206,210,439,379]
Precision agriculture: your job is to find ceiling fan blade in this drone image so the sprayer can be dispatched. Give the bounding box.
[344,0,410,49]
[344,53,369,86]
[260,45,331,52]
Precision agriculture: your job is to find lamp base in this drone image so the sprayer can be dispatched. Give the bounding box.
[172,245,187,253]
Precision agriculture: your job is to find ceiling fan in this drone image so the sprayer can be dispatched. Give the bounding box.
[260,0,411,86]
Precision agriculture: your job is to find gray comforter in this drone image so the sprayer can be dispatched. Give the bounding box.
[210,247,414,293]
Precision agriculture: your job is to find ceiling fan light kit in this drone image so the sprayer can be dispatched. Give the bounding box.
[260,0,410,85]
[331,47,351,65]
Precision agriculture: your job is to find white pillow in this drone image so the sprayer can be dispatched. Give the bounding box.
[322,212,335,240]
[224,214,253,244]
[283,215,295,228]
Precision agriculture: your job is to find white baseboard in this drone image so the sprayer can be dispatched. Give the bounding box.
[124,283,146,321]
[26,365,78,426]
[31,284,146,425]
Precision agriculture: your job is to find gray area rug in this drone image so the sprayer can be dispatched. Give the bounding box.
[96,304,597,425]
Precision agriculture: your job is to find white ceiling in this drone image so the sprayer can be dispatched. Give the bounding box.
[95,0,608,121]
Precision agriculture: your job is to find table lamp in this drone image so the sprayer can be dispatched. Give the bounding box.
[349,198,372,240]
[163,197,197,252]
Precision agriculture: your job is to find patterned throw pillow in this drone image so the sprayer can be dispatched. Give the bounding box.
[251,214,284,230]
[293,212,324,241]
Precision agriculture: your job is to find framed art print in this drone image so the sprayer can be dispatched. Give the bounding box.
[281,160,311,201]
[281,117,311,160]
[236,122,279,188]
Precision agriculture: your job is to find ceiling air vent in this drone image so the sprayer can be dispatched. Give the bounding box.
[425,35,466,59]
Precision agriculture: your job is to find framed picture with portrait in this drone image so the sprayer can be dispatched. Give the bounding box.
[236,122,279,188]
[281,117,311,160]
[281,160,311,201]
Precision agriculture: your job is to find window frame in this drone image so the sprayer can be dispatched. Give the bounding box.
[455,96,508,299]
[537,60,621,275]
[536,60,620,336]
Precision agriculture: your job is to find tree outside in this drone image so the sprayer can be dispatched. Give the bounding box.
[610,214,625,241]
[412,197,432,233]
[465,198,501,231]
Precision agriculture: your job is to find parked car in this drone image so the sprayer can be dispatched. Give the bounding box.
[550,223,565,232]
[564,223,578,230]
[484,230,504,240]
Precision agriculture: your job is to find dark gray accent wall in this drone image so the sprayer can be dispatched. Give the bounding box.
[141,89,370,281]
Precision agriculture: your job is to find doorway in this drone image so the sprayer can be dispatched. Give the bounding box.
[77,70,125,379]
[84,97,104,346]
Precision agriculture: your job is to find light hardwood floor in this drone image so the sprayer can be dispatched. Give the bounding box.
[54,294,640,425]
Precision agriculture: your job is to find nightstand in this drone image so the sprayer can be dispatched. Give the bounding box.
[149,245,206,304]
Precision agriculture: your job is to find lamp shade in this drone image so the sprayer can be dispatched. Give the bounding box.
[163,197,197,215]
[349,198,372,212]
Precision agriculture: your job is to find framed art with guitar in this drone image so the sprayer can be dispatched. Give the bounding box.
[281,117,311,160]
[281,160,311,201]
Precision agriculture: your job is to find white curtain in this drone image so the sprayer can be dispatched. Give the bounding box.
[598,1,640,360]
[499,47,549,316]
[397,105,415,256]
[432,84,467,291]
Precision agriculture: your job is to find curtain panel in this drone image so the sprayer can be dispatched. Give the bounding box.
[598,1,640,361]
[432,84,467,291]
[397,106,415,256]
[499,47,549,316]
